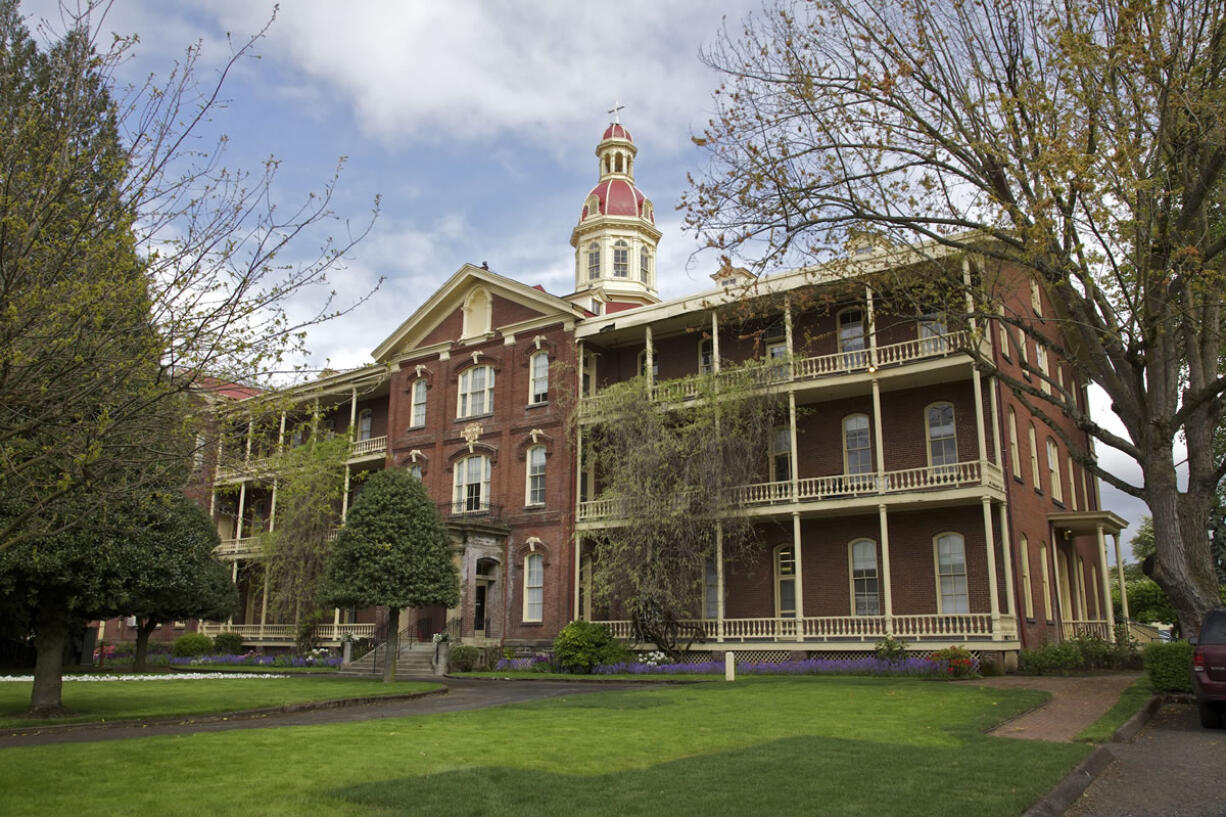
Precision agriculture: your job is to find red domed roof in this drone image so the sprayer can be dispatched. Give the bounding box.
[581,179,652,222]
[602,123,633,142]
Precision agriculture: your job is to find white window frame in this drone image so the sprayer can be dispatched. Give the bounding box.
[774,544,797,618]
[767,341,789,380]
[1008,408,1021,479]
[1036,344,1051,394]
[525,445,546,506]
[640,248,650,284]
[925,402,958,472]
[703,556,719,619]
[1028,423,1041,488]
[699,338,714,374]
[613,239,629,277]
[770,425,792,483]
[1019,535,1034,619]
[1067,458,1078,510]
[587,242,601,279]
[997,306,1010,358]
[934,532,969,614]
[529,352,549,404]
[357,409,373,442]
[411,379,427,428]
[843,413,873,479]
[837,307,867,368]
[453,454,491,513]
[1040,544,1054,621]
[918,312,948,355]
[1030,278,1043,316]
[1047,438,1063,503]
[523,552,543,622]
[457,365,495,418]
[849,539,880,616]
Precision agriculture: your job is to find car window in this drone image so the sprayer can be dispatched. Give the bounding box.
[1202,611,1226,645]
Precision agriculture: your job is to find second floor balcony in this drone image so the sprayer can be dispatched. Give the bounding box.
[576,459,1005,525]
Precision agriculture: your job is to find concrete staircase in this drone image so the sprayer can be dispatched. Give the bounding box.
[339,637,438,677]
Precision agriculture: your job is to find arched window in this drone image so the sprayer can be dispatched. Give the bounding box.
[926,403,957,472]
[774,544,797,618]
[1008,408,1021,479]
[453,454,491,513]
[640,248,650,283]
[408,463,423,481]
[587,242,601,279]
[843,414,872,480]
[357,409,373,442]
[935,532,968,613]
[529,352,549,404]
[613,240,629,277]
[837,307,866,368]
[525,445,546,506]
[411,380,427,427]
[849,539,879,616]
[457,365,495,418]
[523,553,543,622]
[461,287,492,338]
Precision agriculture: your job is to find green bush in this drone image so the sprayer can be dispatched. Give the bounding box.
[1143,641,1193,693]
[171,632,214,658]
[929,646,978,678]
[212,632,245,655]
[552,621,625,673]
[449,645,481,672]
[1019,641,1084,675]
[873,634,909,663]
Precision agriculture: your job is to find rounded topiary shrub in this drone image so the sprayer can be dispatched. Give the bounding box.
[212,632,245,655]
[1143,640,1194,693]
[553,621,624,674]
[171,632,215,658]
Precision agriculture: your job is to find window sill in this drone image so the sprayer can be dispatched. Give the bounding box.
[407,424,425,432]
[519,621,543,627]
[1052,499,1066,509]
[525,401,548,410]
[1013,475,1025,484]
[455,412,494,423]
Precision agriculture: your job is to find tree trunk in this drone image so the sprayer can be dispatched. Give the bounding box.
[383,606,399,684]
[29,607,70,717]
[133,618,157,673]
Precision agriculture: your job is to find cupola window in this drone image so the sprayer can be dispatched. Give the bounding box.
[613,240,629,277]
[587,242,601,279]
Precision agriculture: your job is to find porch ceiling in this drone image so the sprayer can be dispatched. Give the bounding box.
[1048,510,1129,537]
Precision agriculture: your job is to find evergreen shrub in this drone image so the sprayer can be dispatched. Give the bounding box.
[1143,641,1193,693]
[212,632,245,655]
[450,645,481,672]
[171,632,214,658]
[553,621,627,673]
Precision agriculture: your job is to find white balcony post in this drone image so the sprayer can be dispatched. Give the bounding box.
[341,464,352,520]
[878,504,893,634]
[972,364,987,466]
[988,376,1003,468]
[711,312,720,374]
[235,482,247,541]
[865,284,878,369]
[788,392,799,501]
[716,523,726,642]
[644,327,654,391]
[573,537,581,620]
[1098,524,1117,642]
[1114,533,1130,621]
[244,413,254,463]
[783,295,795,376]
[982,498,1001,639]
[997,503,1016,625]
[962,256,977,332]
[871,378,885,490]
[792,512,804,627]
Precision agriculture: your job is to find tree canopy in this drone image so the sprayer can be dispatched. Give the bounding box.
[685,0,1226,633]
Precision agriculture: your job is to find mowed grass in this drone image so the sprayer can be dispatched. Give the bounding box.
[1076,677,1155,743]
[0,677,1089,817]
[0,677,440,728]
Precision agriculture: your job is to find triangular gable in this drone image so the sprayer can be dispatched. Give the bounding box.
[371,264,586,363]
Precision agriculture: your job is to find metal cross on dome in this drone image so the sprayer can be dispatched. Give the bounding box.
[608,100,624,123]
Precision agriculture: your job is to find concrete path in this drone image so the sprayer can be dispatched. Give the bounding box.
[0,677,653,748]
[974,672,1143,742]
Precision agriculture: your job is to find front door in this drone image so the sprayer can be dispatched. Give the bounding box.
[474,582,488,637]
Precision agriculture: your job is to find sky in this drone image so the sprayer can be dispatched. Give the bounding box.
[21,1,1152,552]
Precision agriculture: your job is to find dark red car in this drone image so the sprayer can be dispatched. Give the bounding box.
[1192,609,1226,729]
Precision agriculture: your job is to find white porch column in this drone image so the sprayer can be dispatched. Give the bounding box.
[962,256,978,332]
[998,504,1016,622]
[792,512,804,624]
[341,465,352,520]
[878,504,893,633]
[972,365,987,465]
[1114,533,1130,621]
[711,312,720,373]
[871,378,885,488]
[988,376,1002,467]
[982,498,1002,639]
[348,387,358,442]
[715,523,726,642]
[573,536,582,620]
[783,295,795,366]
[235,483,248,540]
[788,392,799,500]
[644,327,654,390]
[1098,524,1117,642]
[865,284,878,369]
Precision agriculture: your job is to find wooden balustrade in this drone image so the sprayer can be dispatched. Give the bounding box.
[589,612,1014,643]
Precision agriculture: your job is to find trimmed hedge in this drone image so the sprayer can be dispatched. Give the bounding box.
[552,621,629,674]
[1143,641,1193,693]
[212,632,245,655]
[171,632,215,658]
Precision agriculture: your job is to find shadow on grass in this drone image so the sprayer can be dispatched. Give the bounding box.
[330,732,1087,817]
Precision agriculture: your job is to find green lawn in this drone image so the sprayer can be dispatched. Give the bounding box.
[1076,677,1155,742]
[0,677,440,728]
[0,677,1088,817]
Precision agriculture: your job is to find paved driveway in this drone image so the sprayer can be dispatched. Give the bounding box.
[1063,703,1226,817]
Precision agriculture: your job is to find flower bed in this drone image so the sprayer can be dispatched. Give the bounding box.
[169,649,342,669]
[0,673,289,682]
[491,650,979,678]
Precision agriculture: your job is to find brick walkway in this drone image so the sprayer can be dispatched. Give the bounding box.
[974,672,1143,742]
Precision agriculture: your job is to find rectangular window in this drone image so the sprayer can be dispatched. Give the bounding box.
[640,248,650,283]
[775,545,796,618]
[851,540,880,616]
[927,403,957,472]
[1008,408,1021,480]
[458,366,494,418]
[918,312,948,355]
[1036,345,1051,394]
[998,307,1010,359]
[587,243,600,279]
[843,414,872,476]
[1067,459,1078,510]
[524,553,543,622]
[767,341,789,380]
[1030,279,1043,315]
[936,533,969,613]
[1019,536,1034,619]
[1017,327,1029,373]
[1047,438,1062,503]
[1029,424,1041,488]
[1040,545,1053,621]
[838,308,867,368]
[699,339,713,374]
[357,410,373,441]
[529,353,549,404]
[453,455,491,513]
[411,380,427,427]
[613,242,629,277]
[771,426,792,483]
[704,557,719,619]
[526,446,546,506]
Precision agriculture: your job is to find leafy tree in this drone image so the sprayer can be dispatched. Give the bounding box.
[685,0,1226,634]
[116,494,238,672]
[320,469,458,683]
[581,357,783,657]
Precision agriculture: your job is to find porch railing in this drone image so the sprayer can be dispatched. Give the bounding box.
[199,622,377,643]
[1062,619,1112,641]
[592,612,1016,644]
[580,460,1005,522]
[349,435,387,458]
[214,537,262,559]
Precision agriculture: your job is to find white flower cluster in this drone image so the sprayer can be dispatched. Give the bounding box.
[638,650,669,667]
[0,673,289,682]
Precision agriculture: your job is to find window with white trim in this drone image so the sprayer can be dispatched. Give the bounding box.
[523,553,543,622]
[357,409,373,441]
[411,380,427,427]
[457,366,494,418]
[1028,423,1041,488]
[1067,459,1078,510]
[1036,345,1051,394]
[1047,438,1063,503]
[843,414,872,478]
[637,349,658,379]
[526,445,546,506]
[775,544,797,618]
[640,248,650,283]
[998,306,1010,358]
[704,557,719,619]
[453,454,491,513]
[1017,327,1029,372]
[408,463,423,480]
[1039,543,1053,621]
[1030,279,1043,315]
[935,532,969,613]
[926,403,957,471]
[770,426,792,483]
[850,539,880,615]
[918,312,948,355]
[838,307,867,368]
[767,341,789,379]
[1019,535,1034,619]
[529,352,549,404]
[587,242,601,279]
[613,240,629,277]
[699,338,714,374]
[1008,408,1021,479]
